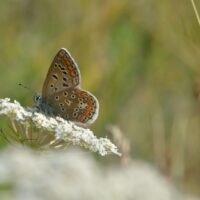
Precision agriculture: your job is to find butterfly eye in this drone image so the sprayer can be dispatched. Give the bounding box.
[50,84,54,88]
[78,98,83,102]
[54,63,58,68]
[34,95,41,102]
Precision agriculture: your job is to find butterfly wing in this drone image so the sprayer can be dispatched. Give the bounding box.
[42,48,81,98]
[46,88,99,124]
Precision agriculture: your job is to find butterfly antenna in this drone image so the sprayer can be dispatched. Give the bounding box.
[18,83,36,95]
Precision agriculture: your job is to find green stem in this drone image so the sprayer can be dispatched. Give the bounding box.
[190,0,200,26]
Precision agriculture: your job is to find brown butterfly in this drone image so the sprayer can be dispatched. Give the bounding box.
[34,48,99,124]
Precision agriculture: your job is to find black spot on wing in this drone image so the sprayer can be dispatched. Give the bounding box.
[52,74,58,80]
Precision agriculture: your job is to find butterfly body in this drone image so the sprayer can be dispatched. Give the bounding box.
[34,48,99,125]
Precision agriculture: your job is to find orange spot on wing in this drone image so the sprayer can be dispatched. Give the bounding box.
[78,99,93,122]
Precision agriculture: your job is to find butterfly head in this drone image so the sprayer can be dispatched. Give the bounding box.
[34,94,42,107]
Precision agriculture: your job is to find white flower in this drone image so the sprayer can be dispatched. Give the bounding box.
[0,147,186,200]
[0,98,121,156]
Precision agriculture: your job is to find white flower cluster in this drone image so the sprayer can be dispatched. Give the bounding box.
[0,147,190,200]
[0,98,121,156]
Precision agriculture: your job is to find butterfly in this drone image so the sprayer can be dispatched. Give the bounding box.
[34,48,99,125]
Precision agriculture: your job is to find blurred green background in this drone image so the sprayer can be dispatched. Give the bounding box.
[0,0,200,196]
